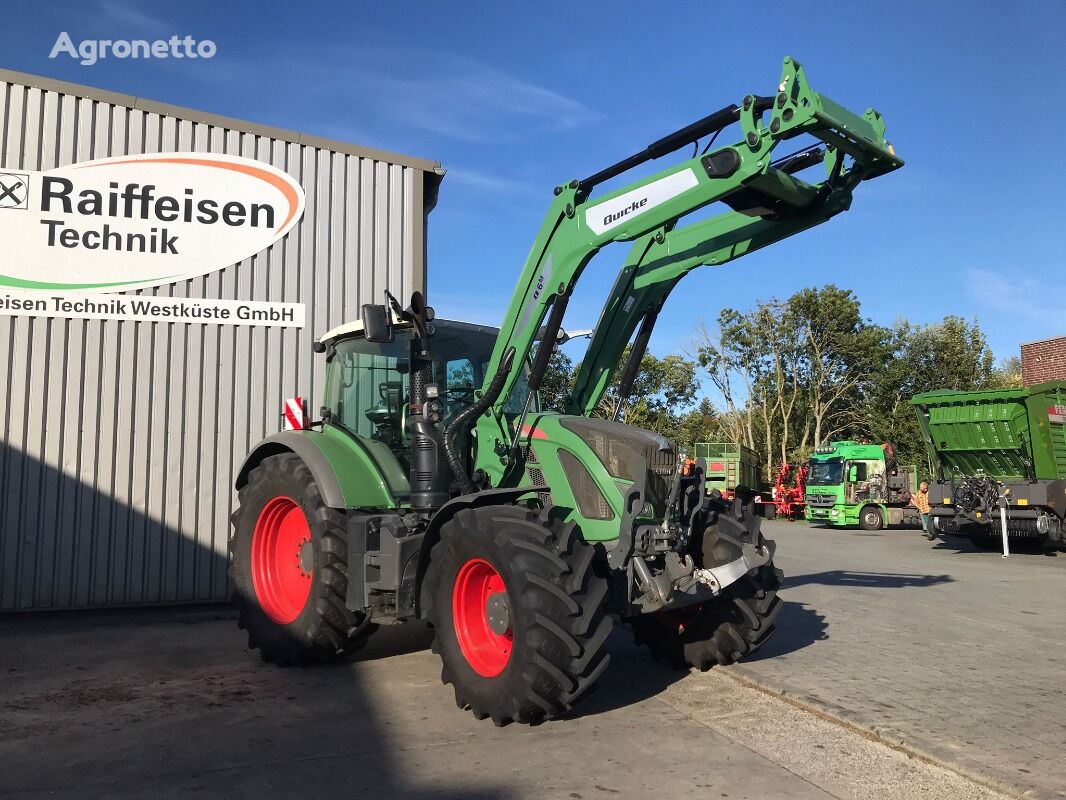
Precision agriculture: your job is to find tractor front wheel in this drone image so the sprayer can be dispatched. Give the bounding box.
[631,503,783,670]
[229,453,374,665]
[425,506,612,725]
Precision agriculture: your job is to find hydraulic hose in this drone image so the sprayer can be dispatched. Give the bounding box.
[443,346,516,494]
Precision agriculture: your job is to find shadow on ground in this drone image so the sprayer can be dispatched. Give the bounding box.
[739,601,828,663]
[0,608,512,800]
[785,570,954,589]
[931,533,1060,557]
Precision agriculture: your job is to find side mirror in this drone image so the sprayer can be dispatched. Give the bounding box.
[362,303,393,343]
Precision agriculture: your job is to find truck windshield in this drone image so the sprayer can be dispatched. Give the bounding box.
[807,460,844,486]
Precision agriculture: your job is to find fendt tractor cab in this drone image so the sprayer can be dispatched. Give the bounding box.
[805,441,919,530]
[229,58,901,725]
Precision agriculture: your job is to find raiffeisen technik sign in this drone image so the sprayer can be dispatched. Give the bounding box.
[0,152,307,328]
[0,152,304,291]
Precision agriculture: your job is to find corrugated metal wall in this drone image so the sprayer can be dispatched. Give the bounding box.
[0,73,433,610]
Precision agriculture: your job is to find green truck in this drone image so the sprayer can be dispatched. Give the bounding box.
[693,442,760,500]
[911,382,1066,549]
[804,441,920,530]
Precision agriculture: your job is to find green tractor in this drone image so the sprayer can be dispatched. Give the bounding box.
[229,57,901,725]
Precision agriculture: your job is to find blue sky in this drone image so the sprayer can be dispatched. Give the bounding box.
[2,0,1064,371]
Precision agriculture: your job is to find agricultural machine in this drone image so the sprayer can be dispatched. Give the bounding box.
[693,442,760,501]
[912,382,1066,549]
[229,57,901,725]
[768,462,808,519]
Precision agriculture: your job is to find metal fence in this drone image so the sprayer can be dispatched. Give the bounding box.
[0,69,440,610]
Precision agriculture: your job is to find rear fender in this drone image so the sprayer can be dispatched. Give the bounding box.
[236,428,396,509]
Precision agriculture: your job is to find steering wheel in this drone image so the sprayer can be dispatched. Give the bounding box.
[441,386,476,406]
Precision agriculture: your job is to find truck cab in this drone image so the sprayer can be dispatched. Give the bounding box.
[804,441,919,530]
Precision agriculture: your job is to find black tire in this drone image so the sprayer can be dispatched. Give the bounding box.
[631,502,784,670]
[425,505,613,726]
[858,505,883,531]
[229,453,374,666]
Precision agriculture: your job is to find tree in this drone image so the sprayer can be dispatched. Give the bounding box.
[865,315,1000,472]
[539,349,575,412]
[696,299,805,479]
[787,285,891,450]
[991,356,1023,388]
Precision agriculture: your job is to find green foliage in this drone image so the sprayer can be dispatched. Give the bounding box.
[540,287,1016,485]
[865,316,1002,474]
[539,349,576,412]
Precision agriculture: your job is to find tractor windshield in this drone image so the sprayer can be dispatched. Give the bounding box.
[807,460,844,486]
[322,320,534,471]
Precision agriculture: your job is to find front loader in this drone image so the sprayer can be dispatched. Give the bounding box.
[229,57,902,725]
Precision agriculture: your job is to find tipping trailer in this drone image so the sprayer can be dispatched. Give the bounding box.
[804,441,919,530]
[911,382,1066,549]
[228,57,901,725]
[693,442,760,500]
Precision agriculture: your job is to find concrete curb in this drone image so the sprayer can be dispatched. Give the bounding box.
[724,665,1038,800]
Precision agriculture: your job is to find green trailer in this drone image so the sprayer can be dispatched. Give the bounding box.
[693,442,760,500]
[804,441,919,530]
[910,381,1066,549]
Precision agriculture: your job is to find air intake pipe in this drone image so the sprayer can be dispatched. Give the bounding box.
[443,347,516,494]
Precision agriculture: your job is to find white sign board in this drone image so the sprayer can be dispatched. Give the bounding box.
[0,152,305,292]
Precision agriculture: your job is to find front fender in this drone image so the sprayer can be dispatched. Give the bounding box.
[412,487,545,618]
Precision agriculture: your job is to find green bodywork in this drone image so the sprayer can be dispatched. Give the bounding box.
[804,441,918,528]
[242,57,901,551]
[911,382,1066,482]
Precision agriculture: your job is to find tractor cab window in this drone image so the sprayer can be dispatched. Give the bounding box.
[324,334,412,473]
[322,321,537,476]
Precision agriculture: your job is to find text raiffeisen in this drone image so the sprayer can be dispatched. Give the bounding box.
[37,177,278,255]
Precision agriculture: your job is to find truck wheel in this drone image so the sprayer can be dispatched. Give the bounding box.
[229,453,374,666]
[425,505,612,726]
[858,505,883,531]
[631,505,784,670]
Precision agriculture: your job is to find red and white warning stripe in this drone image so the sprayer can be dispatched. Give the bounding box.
[283,396,307,431]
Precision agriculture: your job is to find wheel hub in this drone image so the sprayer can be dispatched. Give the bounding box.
[452,558,513,677]
[485,591,511,636]
[298,538,314,575]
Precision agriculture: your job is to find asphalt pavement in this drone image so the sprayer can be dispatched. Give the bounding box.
[732,519,1066,800]
[1,519,1061,799]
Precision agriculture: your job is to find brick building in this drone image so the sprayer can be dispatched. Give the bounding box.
[1021,335,1066,385]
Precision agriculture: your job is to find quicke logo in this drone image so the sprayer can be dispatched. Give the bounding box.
[603,197,648,227]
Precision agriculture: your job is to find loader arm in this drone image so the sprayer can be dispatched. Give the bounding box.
[474,56,901,484]
[567,161,862,416]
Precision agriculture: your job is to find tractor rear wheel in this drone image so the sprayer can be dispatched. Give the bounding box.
[631,503,783,670]
[425,505,612,725]
[229,453,374,665]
